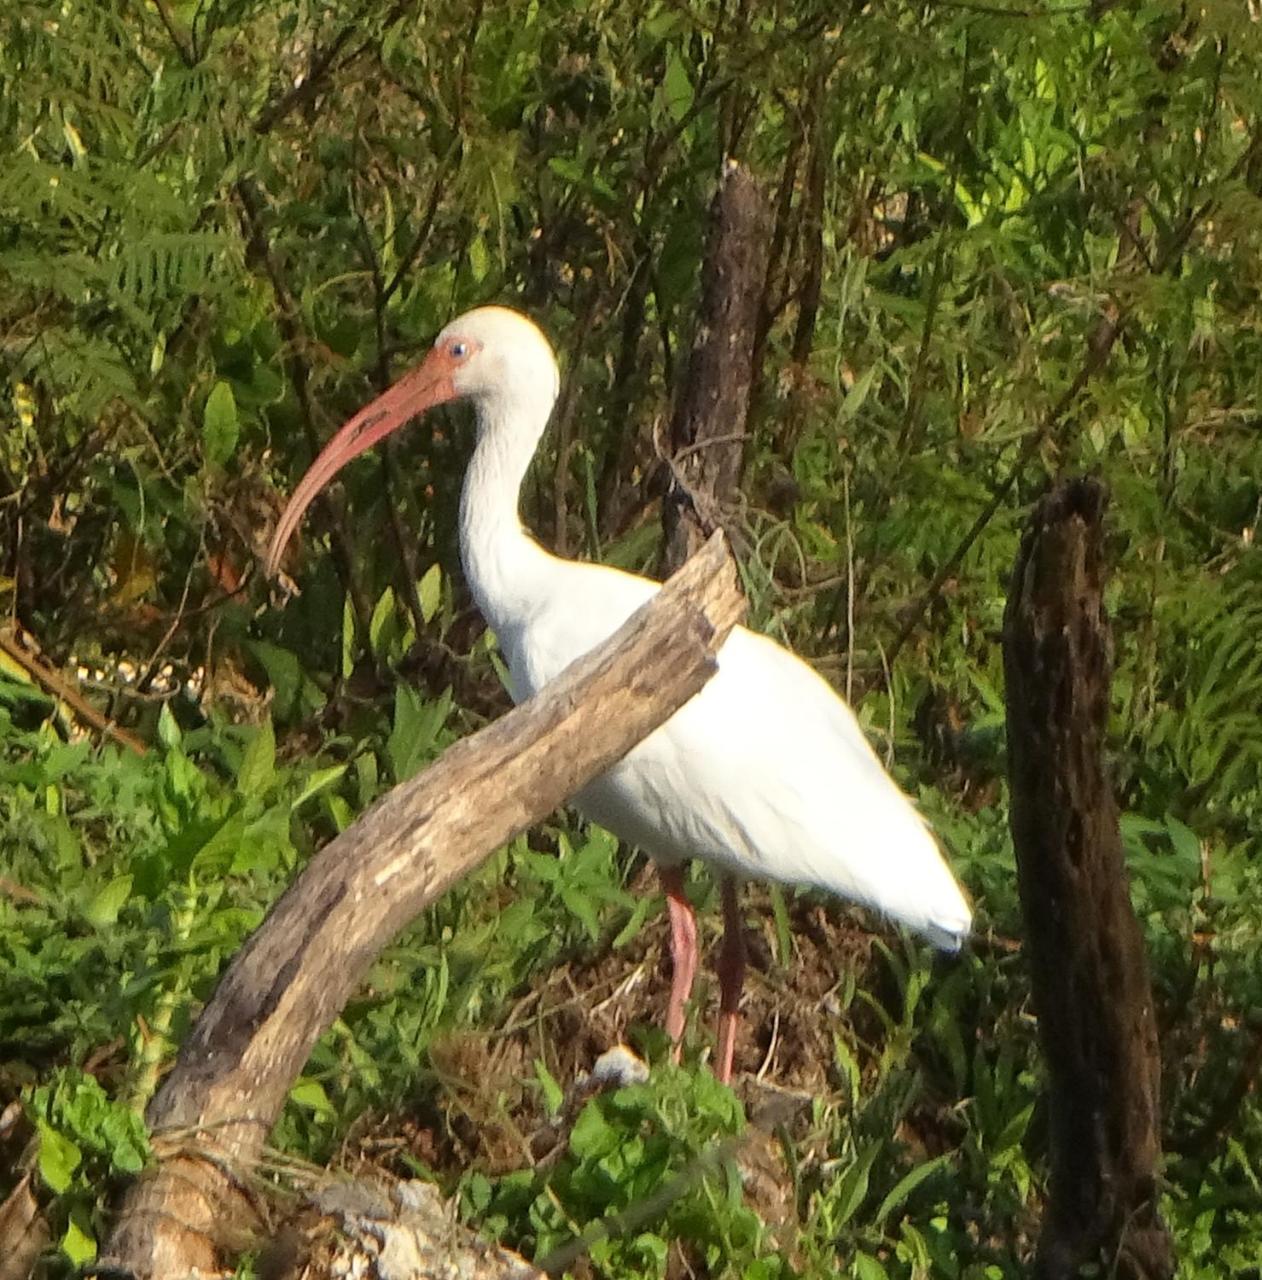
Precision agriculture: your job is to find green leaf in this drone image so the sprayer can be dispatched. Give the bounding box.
[662,46,693,123]
[100,1105,149,1173]
[83,874,133,929]
[291,763,348,812]
[202,380,238,466]
[246,640,324,720]
[354,750,378,805]
[560,882,602,940]
[62,1212,97,1266]
[839,364,881,422]
[995,1101,1034,1153]
[231,807,291,876]
[612,893,653,948]
[37,1120,82,1194]
[874,1154,948,1227]
[852,1252,887,1280]
[290,1077,335,1115]
[832,1141,880,1228]
[387,685,450,783]
[188,813,248,876]
[769,884,793,965]
[418,562,442,624]
[534,1058,565,1117]
[341,591,356,680]
[487,645,512,696]
[1166,816,1202,867]
[370,586,398,660]
[157,702,182,751]
[464,1171,492,1215]
[745,1261,785,1280]
[468,235,489,284]
[570,1101,617,1159]
[324,792,353,833]
[237,719,275,798]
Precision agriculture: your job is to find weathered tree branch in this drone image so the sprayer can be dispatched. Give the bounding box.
[100,531,744,1279]
[661,161,768,573]
[0,624,147,758]
[0,1175,48,1280]
[1003,478,1173,1280]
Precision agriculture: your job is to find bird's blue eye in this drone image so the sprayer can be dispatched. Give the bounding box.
[450,341,468,358]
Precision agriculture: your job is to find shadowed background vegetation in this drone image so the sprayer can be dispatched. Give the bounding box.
[2,0,1261,1275]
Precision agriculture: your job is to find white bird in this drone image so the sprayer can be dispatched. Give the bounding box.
[266,305,971,1084]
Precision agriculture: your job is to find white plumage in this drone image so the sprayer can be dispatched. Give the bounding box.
[267,304,972,1082]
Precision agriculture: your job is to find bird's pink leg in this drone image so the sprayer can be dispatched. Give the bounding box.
[659,865,698,1058]
[715,875,747,1085]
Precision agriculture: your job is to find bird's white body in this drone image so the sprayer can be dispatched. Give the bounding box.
[267,303,973,1078]
[453,308,971,950]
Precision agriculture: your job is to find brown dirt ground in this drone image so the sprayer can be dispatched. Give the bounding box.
[331,875,970,1266]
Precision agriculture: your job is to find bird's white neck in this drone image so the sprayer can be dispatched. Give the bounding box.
[458,391,557,637]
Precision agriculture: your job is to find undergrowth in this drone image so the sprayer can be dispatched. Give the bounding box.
[3,0,1262,1275]
[2,653,1260,1276]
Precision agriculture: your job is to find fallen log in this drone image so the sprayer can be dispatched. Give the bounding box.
[100,531,743,1279]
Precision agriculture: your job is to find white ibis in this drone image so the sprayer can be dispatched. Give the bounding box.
[266,305,971,1083]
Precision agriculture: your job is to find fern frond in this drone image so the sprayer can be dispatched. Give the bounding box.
[107,232,230,307]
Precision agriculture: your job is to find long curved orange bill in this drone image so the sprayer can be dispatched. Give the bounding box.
[264,348,459,578]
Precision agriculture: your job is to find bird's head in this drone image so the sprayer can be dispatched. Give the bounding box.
[264,305,559,577]
[434,305,561,407]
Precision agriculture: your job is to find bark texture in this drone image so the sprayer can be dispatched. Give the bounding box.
[0,1175,48,1280]
[100,532,743,1279]
[661,160,768,573]
[1003,478,1173,1280]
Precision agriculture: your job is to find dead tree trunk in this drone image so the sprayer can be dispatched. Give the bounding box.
[1002,478,1173,1280]
[660,160,768,573]
[100,533,743,1280]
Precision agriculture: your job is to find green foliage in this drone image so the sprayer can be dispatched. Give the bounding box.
[3,0,1262,1275]
[466,1070,754,1275]
[29,1070,149,1265]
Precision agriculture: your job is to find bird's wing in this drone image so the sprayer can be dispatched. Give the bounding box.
[608,627,969,944]
[506,559,971,947]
